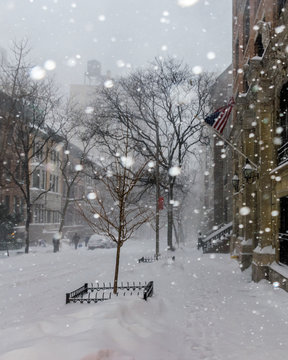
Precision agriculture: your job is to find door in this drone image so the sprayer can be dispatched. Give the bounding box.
[279,196,288,265]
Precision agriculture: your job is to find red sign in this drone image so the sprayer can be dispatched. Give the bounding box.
[158,196,164,210]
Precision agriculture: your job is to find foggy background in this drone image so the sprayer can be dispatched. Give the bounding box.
[0,0,232,89]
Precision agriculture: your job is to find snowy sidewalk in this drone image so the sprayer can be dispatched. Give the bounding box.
[0,241,288,360]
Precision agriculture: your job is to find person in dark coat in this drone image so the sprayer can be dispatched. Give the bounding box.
[84,236,89,247]
[72,232,80,250]
[53,233,60,253]
[197,231,203,251]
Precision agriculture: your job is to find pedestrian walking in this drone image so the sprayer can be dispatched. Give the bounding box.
[53,233,60,253]
[197,231,203,251]
[72,232,80,250]
[84,236,89,247]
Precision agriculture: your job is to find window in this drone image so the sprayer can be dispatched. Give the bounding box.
[50,150,59,164]
[5,159,11,181]
[278,0,287,17]
[52,211,60,223]
[33,204,39,223]
[254,33,264,57]
[235,37,239,72]
[243,0,250,49]
[280,83,288,143]
[47,210,51,223]
[33,204,44,223]
[15,162,20,181]
[6,126,13,145]
[278,82,288,164]
[40,170,46,190]
[49,174,59,192]
[32,169,40,188]
[55,176,59,192]
[56,151,60,165]
[5,195,10,212]
[13,196,18,213]
[51,150,56,162]
[279,196,288,265]
[19,198,24,219]
[33,142,43,161]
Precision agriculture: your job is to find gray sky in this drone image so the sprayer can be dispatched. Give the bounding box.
[0,0,232,88]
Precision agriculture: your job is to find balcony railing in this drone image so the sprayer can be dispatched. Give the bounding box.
[278,141,288,165]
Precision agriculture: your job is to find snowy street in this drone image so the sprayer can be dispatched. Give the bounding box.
[1,238,288,360]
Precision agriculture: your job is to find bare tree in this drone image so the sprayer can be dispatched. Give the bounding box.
[55,101,96,239]
[78,123,153,294]
[0,40,62,253]
[91,57,213,250]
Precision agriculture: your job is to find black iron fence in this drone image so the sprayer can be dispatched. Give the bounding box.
[66,281,154,304]
[143,281,153,300]
[138,255,175,263]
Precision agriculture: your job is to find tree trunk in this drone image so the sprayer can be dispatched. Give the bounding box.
[58,186,71,236]
[25,205,31,253]
[167,180,174,250]
[113,187,125,294]
[113,240,121,294]
[25,174,31,254]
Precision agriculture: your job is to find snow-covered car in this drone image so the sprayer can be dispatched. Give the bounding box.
[87,234,116,250]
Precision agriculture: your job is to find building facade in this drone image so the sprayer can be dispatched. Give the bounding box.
[232,0,288,286]
[201,66,233,249]
[0,92,92,245]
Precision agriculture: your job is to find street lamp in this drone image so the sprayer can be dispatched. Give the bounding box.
[242,159,258,183]
[232,173,240,192]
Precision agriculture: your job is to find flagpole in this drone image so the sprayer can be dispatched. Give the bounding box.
[204,124,258,169]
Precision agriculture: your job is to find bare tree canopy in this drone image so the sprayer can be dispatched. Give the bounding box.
[0,40,62,253]
[78,122,153,293]
[87,57,214,250]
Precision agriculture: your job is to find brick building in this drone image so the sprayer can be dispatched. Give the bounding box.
[0,90,92,246]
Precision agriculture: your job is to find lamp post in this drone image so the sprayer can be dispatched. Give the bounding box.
[242,159,258,183]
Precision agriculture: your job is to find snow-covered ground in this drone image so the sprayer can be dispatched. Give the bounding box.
[1,237,288,360]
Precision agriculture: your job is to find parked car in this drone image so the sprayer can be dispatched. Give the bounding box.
[87,234,117,250]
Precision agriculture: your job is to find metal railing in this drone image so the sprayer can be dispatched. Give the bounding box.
[201,222,232,253]
[279,233,288,241]
[66,281,154,304]
[278,141,288,165]
[143,281,154,301]
[138,254,175,263]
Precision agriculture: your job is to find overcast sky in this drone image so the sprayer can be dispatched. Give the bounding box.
[0,0,232,89]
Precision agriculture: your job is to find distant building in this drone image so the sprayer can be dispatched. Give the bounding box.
[201,66,233,249]
[70,84,97,109]
[0,88,94,245]
[70,60,113,109]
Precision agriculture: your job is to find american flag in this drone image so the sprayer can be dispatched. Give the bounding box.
[204,98,235,134]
